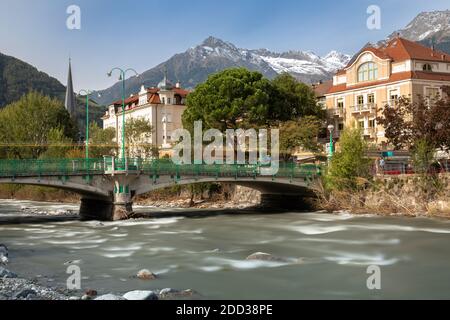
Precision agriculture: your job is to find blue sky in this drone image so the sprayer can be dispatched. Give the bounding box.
[0,0,449,91]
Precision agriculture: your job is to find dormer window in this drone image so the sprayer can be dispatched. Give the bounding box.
[422,63,433,72]
[358,62,378,82]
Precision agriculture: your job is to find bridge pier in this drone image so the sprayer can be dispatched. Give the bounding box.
[79,196,134,221]
[259,193,316,211]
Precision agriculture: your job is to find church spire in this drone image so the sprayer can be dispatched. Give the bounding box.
[65,58,76,116]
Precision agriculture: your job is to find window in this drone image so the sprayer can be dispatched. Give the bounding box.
[337,99,344,109]
[357,95,364,106]
[358,62,378,82]
[338,123,344,131]
[423,63,433,72]
[425,87,440,100]
[389,90,399,105]
[167,98,171,104]
[358,120,365,129]
[162,97,165,104]
[368,94,375,104]
[369,119,376,128]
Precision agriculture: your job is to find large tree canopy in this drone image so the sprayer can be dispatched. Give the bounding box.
[269,73,322,121]
[0,91,77,159]
[182,68,323,132]
[183,68,272,132]
[377,95,450,150]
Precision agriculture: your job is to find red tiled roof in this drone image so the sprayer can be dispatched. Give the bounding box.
[383,37,450,63]
[173,87,190,97]
[312,80,333,97]
[111,86,191,106]
[149,94,161,104]
[112,95,139,105]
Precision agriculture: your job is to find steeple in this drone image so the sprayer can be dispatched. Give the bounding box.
[65,58,76,116]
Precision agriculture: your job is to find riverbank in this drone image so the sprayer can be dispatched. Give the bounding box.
[0,271,199,300]
[318,174,450,218]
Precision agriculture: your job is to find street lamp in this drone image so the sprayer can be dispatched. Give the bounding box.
[327,124,335,159]
[107,68,140,163]
[78,90,101,161]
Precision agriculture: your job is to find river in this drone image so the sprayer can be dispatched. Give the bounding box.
[1,199,450,299]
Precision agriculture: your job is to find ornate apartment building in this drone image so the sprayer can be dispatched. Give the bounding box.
[102,76,189,156]
[319,37,450,148]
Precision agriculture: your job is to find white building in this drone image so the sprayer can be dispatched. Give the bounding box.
[102,76,189,157]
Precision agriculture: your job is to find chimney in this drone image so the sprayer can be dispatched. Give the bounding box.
[175,81,181,88]
[442,54,446,61]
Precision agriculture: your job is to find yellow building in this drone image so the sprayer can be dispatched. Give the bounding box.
[320,37,450,148]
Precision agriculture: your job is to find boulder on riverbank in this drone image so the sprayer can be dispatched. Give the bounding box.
[0,244,8,265]
[123,290,158,300]
[0,267,17,278]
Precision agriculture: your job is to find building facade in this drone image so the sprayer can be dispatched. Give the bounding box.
[321,37,450,148]
[102,76,189,157]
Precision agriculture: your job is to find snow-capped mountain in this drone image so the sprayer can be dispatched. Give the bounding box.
[96,36,350,105]
[252,48,350,84]
[386,10,450,54]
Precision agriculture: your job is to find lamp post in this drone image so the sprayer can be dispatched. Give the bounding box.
[327,124,335,161]
[78,90,94,160]
[107,68,139,163]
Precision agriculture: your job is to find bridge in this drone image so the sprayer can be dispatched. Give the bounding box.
[0,157,322,221]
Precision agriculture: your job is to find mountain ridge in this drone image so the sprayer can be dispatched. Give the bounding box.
[0,52,66,108]
[95,36,351,105]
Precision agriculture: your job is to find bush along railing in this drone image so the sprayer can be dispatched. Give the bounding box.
[0,157,322,180]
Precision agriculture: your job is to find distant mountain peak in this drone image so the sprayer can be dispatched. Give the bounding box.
[387,10,450,42]
[96,37,350,105]
[201,36,236,49]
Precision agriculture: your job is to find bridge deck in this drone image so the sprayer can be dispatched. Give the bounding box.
[0,158,322,180]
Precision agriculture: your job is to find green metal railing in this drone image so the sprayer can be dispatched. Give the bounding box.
[0,158,322,180]
[0,158,106,178]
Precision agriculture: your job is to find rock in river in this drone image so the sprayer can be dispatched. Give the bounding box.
[123,290,158,300]
[245,252,289,262]
[136,269,157,280]
[0,267,17,279]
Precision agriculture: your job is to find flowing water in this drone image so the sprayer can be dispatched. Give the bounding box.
[1,200,450,299]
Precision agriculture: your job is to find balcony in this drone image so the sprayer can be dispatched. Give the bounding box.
[362,127,377,139]
[328,107,345,118]
[351,103,376,114]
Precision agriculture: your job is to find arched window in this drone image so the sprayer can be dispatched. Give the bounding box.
[423,63,433,72]
[357,62,378,82]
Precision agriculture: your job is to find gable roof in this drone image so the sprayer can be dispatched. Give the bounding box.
[384,37,450,63]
